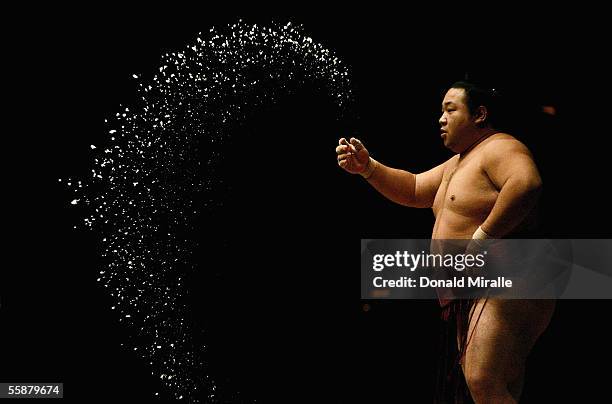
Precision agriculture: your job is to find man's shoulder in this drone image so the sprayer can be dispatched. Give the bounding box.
[443,154,460,166]
[482,133,532,158]
[480,133,537,175]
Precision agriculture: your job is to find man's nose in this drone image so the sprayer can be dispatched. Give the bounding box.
[439,114,446,126]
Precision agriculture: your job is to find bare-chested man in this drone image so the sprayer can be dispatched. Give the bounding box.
[337,81,555,403]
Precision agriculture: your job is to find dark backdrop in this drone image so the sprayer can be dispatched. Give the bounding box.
[3,8,611,403]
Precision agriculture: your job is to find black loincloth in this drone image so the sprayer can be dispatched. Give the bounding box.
[434,298,488,404]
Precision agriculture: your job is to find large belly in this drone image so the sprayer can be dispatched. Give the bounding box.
[432,187,497,239]
[431,157,499,239]
[432,209,482,239]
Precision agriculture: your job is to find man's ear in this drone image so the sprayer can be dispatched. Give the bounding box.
[474,105,488,126]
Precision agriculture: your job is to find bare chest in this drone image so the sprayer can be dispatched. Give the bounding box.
[433,157,499,222]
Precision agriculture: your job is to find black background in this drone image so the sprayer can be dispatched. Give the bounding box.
[3,7,611,403]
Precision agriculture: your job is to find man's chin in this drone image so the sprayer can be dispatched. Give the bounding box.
[445,143,461,153]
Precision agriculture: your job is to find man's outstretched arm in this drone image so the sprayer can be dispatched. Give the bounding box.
[336,137,447,208]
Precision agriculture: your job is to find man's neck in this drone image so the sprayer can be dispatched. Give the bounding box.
[460,128,497,158]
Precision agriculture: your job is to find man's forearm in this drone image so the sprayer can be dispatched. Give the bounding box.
[480,176,542,237]
[365,161,417,207]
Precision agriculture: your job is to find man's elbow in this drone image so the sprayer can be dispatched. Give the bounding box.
[528,177,543,194]
[515,176,543,199]
[504,174,541,196]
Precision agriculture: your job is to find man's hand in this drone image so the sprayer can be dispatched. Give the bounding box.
[336,137,370,174]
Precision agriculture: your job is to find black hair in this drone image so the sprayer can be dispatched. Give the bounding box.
[450,80,507,130]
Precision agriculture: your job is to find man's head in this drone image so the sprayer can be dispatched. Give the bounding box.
[439,81,501,153]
